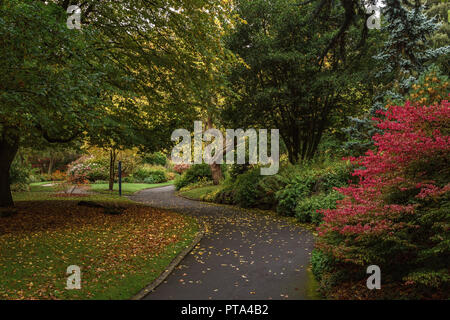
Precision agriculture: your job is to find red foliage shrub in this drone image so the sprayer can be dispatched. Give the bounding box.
[315,100,450,298]
[173,164,191,174]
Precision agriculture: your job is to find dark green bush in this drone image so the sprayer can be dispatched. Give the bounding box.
[228,163,252,181]
[295,191,343,224]
[214,184,236,204]
[214,171,283,209]
[9,158,32,185]
[133,166,168,183]
[233,169,264,208]
[86,166,109,182]
[275,177,313,216]
[174,164,212,190]
[311,249,334,282]
[142,152,167,166]
[122,176,135,183]
[275,161,351,216]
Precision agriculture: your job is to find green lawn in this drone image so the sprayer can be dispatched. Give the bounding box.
[89,182,174,195]
[179,185,222,201]
[4,187,198,300]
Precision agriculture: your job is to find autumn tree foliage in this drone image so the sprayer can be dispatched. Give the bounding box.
[315,99,450,298]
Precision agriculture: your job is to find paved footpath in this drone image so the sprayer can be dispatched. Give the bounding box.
[130,185,315,300]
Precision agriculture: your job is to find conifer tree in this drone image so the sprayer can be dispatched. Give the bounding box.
[344,0,450,156]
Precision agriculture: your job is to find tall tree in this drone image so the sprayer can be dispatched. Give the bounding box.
[344,0,450,156]
[223,0,373,163]
[0,0,110,207]
[0,0,237,207]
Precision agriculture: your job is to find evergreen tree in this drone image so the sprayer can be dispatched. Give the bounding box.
[426,0,450,73]
[344,0,450,156]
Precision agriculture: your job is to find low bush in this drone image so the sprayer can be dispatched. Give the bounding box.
[173,164,191,174]
[50,170,66,181]
[142,152,167,166]
[213,184,236,205]
[295,191,343,224]
[311,249,334,282]
[133,165,168,183]
[233,169,264,208]
[66,156,91,185]
[122,176,135,183]
[276,161,352,216]
[316,100,450,299]
[9,158,33,185]
[174,164,212,190]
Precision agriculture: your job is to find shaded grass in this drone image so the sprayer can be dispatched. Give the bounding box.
[3,190,198,300]
[89,182,174,195]
[179,185,222,201]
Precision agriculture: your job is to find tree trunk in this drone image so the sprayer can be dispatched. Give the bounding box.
[48,156,54,175]
[0,131,20,208]
[207,116,223,185]
[108,148,117,191]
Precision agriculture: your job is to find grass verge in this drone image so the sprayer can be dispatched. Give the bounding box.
[89,182,174,195]
[2,190,198,299]
[178,185,222,201]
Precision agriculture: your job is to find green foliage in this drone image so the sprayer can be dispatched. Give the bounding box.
[233,169,264,208]
[295,191,343,224]
[407,66,449,105]
[142,152,167,166]
[311,250,334,282]
[85,162,109,182]
[174,164,212,190]
[276,178,313,216]
[9,158,32,185]
[132,165,168,184]
[228,163,253,181]
[344,1,450,157]
[276,161,352,216]
[224,0,374,162]
[213,184,237,205]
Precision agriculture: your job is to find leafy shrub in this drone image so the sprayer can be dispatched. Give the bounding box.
[50,170,66,181]
[93,180,108,184]
[86,164,109,182]
[311,249,334,282]
[407,66,449,106]
[316,100,450,299]
[122,176,135,183]
[9,158,32,185]
[66,156,92,185]
[275,161,351,216]
[214,184,236,205]
[142,152,167,166]
[228,163,252,181]
[133,165,168,183]
[233,169,264,208]
[166,171,177,181]
[173,164,191,174]
[276,176,314,216]
[295,191,343,224]
[174,164,212,190]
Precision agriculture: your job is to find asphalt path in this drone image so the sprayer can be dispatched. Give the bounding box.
[130,185,315,300]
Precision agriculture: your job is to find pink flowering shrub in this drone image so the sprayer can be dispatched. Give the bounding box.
[66,156,92,185]
[314,100,450,299]
[173,163,191,174]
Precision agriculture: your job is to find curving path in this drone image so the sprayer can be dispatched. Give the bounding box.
[129,185,315,300]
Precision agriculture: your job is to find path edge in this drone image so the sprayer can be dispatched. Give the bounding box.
[130,225,205,300]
